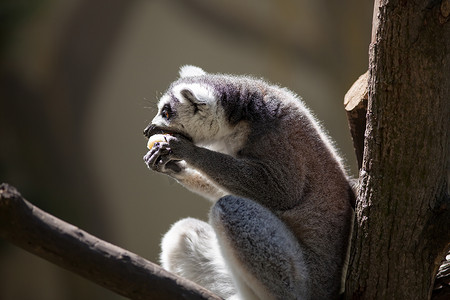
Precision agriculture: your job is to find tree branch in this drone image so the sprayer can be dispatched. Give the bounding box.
[344,70,368,170]
[0,183,221,300]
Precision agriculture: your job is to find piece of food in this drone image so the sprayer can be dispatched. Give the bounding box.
[147,134,169,150]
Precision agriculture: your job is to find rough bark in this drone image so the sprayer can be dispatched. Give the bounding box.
[0,183,221,300]
[345,79,450,300]
[345,0,450,299]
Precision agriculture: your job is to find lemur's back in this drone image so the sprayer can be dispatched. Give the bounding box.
[208,76,354,297]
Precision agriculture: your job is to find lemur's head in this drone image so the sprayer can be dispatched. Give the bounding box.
[144,65,230,144]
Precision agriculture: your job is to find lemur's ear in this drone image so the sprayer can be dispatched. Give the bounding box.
[175,82,214,107]
[180,88,207,114]
[180,89,198,103]
[179,65,206,78]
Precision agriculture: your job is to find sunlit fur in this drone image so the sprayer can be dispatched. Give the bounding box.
[144,66,354,299]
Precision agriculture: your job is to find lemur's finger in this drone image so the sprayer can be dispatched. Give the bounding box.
[144,144,171,171]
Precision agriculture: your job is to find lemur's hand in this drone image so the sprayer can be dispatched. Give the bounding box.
[143,134,194,175]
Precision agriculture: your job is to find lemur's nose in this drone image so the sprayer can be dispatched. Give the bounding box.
[143,124,156,138]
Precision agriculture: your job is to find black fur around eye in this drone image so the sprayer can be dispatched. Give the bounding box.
[161,104,172,120]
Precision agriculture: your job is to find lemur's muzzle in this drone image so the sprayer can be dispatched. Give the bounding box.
[143,124,192,142]
[143,124,162,138]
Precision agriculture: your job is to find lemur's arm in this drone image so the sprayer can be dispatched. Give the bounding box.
[144,151,227,201]
[172,165,228,201]
[145,134,296,210]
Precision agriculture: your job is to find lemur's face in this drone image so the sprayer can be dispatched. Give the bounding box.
[145,81,227,144]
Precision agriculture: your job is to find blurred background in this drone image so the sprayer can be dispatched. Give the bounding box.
[0,0,372,299]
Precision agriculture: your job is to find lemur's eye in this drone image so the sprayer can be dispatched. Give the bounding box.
[161,104,172,120]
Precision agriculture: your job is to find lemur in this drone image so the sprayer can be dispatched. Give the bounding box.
[143,65,354,300]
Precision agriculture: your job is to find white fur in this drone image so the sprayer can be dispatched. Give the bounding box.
[172,164,228,201]
[199,121,250,157]
[172,83,216,104]
[179,65,206,78]
[151,95,170,125]
[160,218,236,299]
[155,82,250,152]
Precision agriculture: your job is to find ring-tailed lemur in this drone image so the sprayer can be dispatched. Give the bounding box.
[143,66,354,300]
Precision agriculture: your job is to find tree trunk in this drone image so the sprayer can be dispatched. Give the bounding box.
[345,0,450,299]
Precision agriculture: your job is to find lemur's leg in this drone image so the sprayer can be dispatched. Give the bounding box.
[160,218,236,299]
[210,195,311,300]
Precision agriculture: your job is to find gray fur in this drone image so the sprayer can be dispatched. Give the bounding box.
[143,66,354,299]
